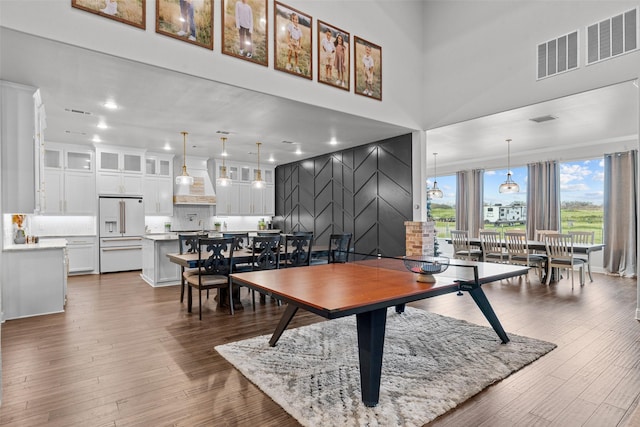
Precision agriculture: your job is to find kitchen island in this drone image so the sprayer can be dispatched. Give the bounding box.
[2,238,68,321]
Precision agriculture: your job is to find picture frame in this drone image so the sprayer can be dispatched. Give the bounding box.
[354,36,382,101]
[222,0,268,66]
[317,21,350,91]
[72,0,145,29]
[274,2,312,79]
[156,0,214,50]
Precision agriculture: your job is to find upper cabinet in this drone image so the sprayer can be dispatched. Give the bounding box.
[1,81,39,214]
[144,153,174,216]
[96,146,145,196]
[43,143,96,215]
[214,159,274,216]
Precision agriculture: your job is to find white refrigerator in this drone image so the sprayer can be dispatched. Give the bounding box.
[99,196,145,273]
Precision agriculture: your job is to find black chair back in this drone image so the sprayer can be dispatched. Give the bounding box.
[223,232,250,251]
[251,235,281,271]
[179,233,207,254]
[284,234,313,267]
[329,233,352,263]
[199,237,235,276]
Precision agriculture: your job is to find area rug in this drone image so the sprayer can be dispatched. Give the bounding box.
[215,307,556,426]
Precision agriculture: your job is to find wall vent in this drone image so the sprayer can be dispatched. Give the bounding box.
[530,115,557,123]
[537,30,579,80]
[587,8,637,65]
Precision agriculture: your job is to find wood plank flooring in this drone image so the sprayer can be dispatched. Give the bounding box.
[1,270,638,426]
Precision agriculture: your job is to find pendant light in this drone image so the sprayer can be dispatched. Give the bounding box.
[426,152,443,199]
[498,138,520,193]
[216,136,231,187]
[175,131,194,186]
[252,142,264,189]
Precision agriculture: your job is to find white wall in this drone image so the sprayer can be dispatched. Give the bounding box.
[0,0,425,131]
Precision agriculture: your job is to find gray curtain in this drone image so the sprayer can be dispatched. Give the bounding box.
[603,150,637,277]
[526,161,560,240]
[456,169,483,236]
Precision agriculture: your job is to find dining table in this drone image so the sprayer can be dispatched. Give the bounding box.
[229,256,530,407]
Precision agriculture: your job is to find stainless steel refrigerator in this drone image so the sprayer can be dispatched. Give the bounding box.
[99,196,145,273]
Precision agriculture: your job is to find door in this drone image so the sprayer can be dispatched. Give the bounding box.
[122,197,145,236]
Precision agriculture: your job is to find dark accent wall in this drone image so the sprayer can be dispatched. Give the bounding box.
[275,134,412,256]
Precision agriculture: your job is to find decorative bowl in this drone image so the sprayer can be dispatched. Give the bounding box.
[403,256,450,283]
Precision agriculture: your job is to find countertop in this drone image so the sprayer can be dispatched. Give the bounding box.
[3,238,68,251]
[144,230,281,241]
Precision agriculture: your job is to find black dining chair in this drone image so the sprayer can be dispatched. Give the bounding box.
[329,233,352,263]
[185,237,235,320]
[245,235,281,310]
[223,232,250,251]
[283,234,313,268]
[178,233,207,303]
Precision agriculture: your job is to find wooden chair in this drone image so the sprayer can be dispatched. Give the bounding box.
[450,230,481,261]
[185,237,235,320]
[479,230,506,263]
[504,231,546,282]
[283,234,313,267]
[245,235,282,310]
[544,233,585,289]
[535,229,558,241]
[568,231,595,282]
[178,233,207,303]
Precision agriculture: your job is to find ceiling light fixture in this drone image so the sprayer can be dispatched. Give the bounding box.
[498,138,520,193]
[217,137,231,187]
[92,135,101,143]
[103,101,118,110]
[97,121,107,129]
[426,152,443,199]
[252,142,264,189]
[175,131,194,186]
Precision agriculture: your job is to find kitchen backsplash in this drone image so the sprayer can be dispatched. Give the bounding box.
[144,205,273,233]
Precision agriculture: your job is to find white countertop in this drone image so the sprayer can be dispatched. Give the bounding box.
[143,230,281,241]
[3,238,68,251]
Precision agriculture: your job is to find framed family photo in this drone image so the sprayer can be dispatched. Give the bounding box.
[317,21,349,91]
[222,0,268,66]
[72,0,145,29]
[274,2,312,79]
[156,0,213,49]
[354,36,382,100]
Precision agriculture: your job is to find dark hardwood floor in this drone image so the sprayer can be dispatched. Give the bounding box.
[1,270,638,426]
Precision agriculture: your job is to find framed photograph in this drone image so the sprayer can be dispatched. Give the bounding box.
[317,21,350,91]
[222,0,268,66]
[156,0,213,49]
[354,36,382,100]
[274,2,312,79]
[72,0,145,29]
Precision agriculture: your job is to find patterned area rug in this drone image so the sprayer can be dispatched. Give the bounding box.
[215,307,556,427]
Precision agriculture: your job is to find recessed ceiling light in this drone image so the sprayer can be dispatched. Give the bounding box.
[268,155,275,163]
[330,138,338,145]
[103,101,118,110]
[92,135,102,143]
[97,121,107,129]
[295,147,302,155]
[163,143,171,151]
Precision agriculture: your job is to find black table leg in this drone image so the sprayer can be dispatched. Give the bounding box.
[468,287,510,344]
[356,308,387,407]
[269,304,298,347]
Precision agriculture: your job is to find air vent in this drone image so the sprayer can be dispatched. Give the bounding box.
[537,30,579,79]
[64,108,92,115]
[216,130,230,135]
[281,140,296,144]
[65,130,87,135]
[587,8,637,65]
[530,115,557,123]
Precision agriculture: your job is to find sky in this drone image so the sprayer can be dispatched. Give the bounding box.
[427,157,605,207]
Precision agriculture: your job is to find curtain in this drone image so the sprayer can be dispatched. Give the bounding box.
[456,169,483,236]
[603,150,637,277]
[526,161,560,240]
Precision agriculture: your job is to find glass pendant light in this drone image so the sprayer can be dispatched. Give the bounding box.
[426,152,443,199]
[252,142,264,189]
[175,131,194,186]
[216,136,231,187]
[498,138,520,193]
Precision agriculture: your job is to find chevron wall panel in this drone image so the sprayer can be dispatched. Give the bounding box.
[275,134,412,255]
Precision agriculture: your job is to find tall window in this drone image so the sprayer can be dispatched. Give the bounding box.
[559,158,604,243]
[482,166,527,233]
[428,174,456,238]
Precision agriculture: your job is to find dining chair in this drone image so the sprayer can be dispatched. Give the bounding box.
[223,232,250,251]
[535,229,558,241]
[504,231,546,282]
[245,235,282,310]
[185,237,235,320]
[568,231,595,282]
[450,230,481,261]
[479,230,506,263]
[283,234,313,267]
[329,233,352,263]
[178,233,207,303]
[544,233,585,289]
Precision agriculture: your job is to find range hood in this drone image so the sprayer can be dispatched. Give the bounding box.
[173,168,216,205]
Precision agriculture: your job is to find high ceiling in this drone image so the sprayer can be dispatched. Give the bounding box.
[1,28,638,171]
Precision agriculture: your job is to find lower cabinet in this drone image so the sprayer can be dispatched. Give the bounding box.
[66,236,98,275]
[141,237,180,287]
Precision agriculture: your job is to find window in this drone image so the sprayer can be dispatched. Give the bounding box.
[482,166,527,233]
[559,158,604,243]
[428,174,456,238]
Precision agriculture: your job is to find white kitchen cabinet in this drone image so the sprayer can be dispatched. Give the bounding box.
[141,236,180,287]
[96,146,145,196]
[144,176,173,215]
[43,143,96,214]
[215,182,240,215]
[214,159,274,216]
[65,236,97,274]
[145,154,173,177]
